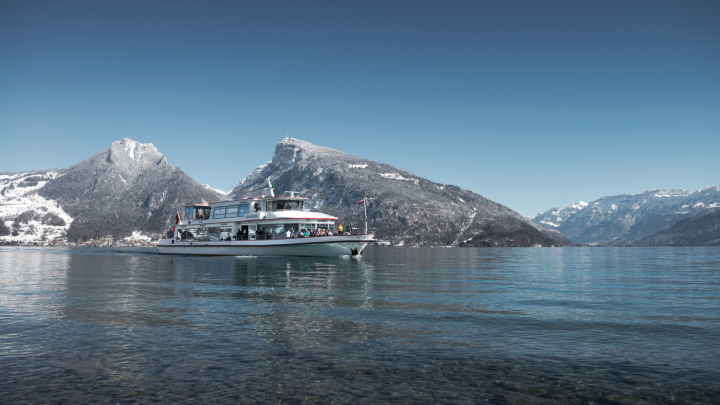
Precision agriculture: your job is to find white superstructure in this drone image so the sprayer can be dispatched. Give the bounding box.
[157,190,373,257]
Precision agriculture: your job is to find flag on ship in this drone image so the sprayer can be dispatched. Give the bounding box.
[358,199,364,204]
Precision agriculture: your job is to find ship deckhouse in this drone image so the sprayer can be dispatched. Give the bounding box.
[158,186,374,257]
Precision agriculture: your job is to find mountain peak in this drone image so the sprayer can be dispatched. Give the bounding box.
[111,138,160,162]
[274,138,345,161]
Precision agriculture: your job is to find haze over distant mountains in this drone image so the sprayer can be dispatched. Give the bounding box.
[531,187,720,246]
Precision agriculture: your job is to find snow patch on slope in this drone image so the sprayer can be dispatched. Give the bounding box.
[380,173,420,184]
[0,171,73,244]
[202,184,229,196]
[533,201,588,227]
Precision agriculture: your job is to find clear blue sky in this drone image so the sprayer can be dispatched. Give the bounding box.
[1,1,718,216]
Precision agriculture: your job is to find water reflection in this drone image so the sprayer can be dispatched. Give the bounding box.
[0,246,718,404]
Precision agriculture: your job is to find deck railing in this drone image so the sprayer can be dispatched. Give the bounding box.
[173,228,375,242]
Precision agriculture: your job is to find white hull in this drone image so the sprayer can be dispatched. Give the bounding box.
[157,235,373,257]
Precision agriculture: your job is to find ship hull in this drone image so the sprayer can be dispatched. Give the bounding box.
[157,235,373,257]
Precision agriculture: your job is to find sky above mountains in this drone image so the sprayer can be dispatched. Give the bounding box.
[1,0,718,216]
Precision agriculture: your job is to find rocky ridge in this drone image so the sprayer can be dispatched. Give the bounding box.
[1,138,224,243]
[231,138,572,247]
[532,187,720,245]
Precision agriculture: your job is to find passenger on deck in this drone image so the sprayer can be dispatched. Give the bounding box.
[337,223,344,234]
[236,229,241,240]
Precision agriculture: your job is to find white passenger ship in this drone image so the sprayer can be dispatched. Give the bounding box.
[157,185,374,257]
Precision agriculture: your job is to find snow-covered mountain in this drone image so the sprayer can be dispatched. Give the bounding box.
[230,138,572,247]
[531,187,720,245]
[2,137,573,247]
[1,138,224,243]
[531,201,588,228]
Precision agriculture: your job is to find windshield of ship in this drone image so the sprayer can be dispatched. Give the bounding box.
[265,200,304,211]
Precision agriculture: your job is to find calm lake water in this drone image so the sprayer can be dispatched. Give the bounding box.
[0,246,718,404]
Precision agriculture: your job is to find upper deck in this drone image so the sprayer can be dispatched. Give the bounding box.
[182,193,337,226]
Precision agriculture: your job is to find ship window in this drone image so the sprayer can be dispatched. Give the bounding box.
[185,207,193,220]
[238,204,249,216]
[266,202,273,211]
[225,205,238,217]
[208,227,221,241]
[213,207,226,219]
[194,208,210,220]
[266,200,304,210]
[179,228,197,241]
[219,227,232,241]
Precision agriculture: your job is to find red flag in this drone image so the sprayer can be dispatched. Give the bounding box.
[358,200,364,205]
[175,211,180,224]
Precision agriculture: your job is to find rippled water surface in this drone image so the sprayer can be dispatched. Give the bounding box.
[1,246,719,404]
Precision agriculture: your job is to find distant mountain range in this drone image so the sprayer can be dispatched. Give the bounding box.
[4,137,715,247]
[531,187,720,246]
[0,138,569,247]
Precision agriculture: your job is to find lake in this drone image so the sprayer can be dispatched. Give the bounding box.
[0,246,718,404]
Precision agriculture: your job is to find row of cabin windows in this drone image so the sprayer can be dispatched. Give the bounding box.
[266,200,304,211]
[178,223,334,241]
[184,204,251,221]
[257,223,333,235]
[185,200,304,221]
[212,203,250,219]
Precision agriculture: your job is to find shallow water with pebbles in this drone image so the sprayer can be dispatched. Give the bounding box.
[0,246,718,404]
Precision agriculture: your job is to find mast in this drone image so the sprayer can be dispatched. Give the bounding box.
[267,177,275,197]
[364,196,368,234]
